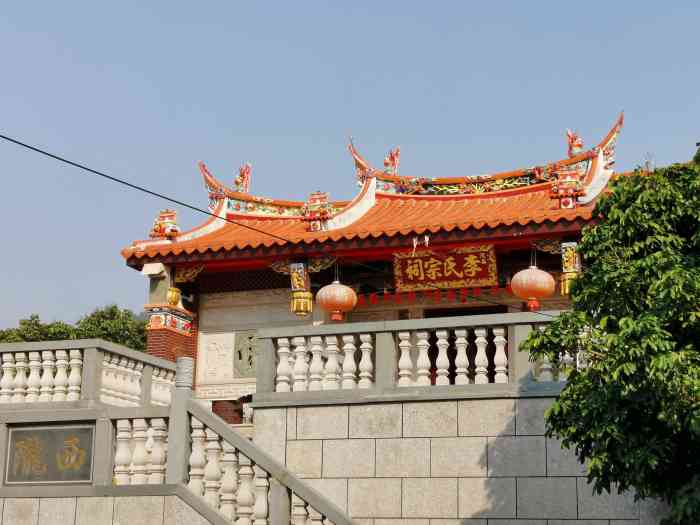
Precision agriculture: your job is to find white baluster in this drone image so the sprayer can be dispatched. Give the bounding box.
[341,335,357,389]
[291,493,308,525]
[25,352,42,402]
[397,332,413,387]
[308,336,324,391]
[99,353,114,404]
[124,359,138,405]
[203,428,222,509]
[358,334,374,389]
[188,416,206,496]
[322,336,340,390]
[454,329,469,385]
[161,370,174,406]
[132,361,144,405]
[435,330,450,386]
[12,352,28,402]
[292,337,309,392]
[474,328,489,384]
[0,353,15,402]
[130,418,149,484]
[150,368,163,406]
[254,465,269,525]
[67,350,83,401]
[115,356,130,405]
[558,350,574,382]
[156,369,169,406]
[236,454,255,525]
[537,325,554,382]
[38,351,54,402]
[308,506,323,525]
[275,338,292,393]
[52,350,69,401]
[114,419,132,485]
[220,441,239,521]
[538,354,554,382]
[148,418,167,484]
[493,328,508,384]
[415,332,431,386]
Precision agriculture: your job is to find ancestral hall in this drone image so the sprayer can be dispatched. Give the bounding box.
[121,113,624,422]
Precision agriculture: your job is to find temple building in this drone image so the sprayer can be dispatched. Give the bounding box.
[121,113,624,424]
[0,113,670,524]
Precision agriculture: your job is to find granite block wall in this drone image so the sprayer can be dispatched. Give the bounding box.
[254,397,668,525]
[0,496,212,525]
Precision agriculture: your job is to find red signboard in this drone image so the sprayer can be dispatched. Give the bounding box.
[394,245,498,292]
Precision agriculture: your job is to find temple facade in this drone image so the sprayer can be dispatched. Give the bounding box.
[122,113,623,421]
[0,114,667,525]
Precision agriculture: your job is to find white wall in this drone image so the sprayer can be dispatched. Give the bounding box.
[195,289,322,400]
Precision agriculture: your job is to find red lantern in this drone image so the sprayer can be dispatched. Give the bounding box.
[511,265,556,311]
[316,281,358,321]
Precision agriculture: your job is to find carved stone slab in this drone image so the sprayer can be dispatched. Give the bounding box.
[5,424,94,484]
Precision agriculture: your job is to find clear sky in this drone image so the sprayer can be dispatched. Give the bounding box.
[1,2,698,328]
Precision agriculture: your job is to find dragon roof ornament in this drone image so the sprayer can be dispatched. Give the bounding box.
[192,112,622,219]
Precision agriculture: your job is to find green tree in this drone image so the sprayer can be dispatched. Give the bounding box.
[522,162,700,524]
[75,305,147,350]
[0,306,147,351]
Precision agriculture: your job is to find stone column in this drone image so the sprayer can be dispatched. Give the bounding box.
[165,356,194,484]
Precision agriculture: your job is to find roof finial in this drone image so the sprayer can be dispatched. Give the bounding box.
[234,162,252,193]
[348,137,373,182]
[566,130,584,158]
[383,146,400,176]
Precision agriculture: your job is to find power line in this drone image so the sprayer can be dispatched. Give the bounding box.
[0,133,292,245]
[0,133,559,319]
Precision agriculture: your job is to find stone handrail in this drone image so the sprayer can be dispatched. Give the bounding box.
[0,354,352,525]
[255,311,573,404]
[183,400,351,525]
[0,339,175,407]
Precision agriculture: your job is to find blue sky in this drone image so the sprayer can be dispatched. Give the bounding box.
[1,2,698,328]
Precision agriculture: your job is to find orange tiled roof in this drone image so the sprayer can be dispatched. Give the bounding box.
[123,113,624,262]
[123,182,594,260]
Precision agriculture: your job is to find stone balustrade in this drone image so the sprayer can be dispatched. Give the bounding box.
[0,340,176,407]
[274,334,375,393]
[184,402,347,525]
[0,349,83,403]
[256,311,586,402]
[113,417,169,485]
[150,366,176,406]
[185,420,329,525]
[0,353,354,525]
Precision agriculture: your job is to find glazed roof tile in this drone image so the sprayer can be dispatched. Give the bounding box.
[123,113,623,262]
[124,183,593,260]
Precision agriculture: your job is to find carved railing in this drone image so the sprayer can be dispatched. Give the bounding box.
[163,358,352,525]
[0,355,353,525]
[0,339,176,406]
[255,311,580,402]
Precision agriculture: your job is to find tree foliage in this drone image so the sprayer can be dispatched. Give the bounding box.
[0,305,147,351]
[522,162,700,524]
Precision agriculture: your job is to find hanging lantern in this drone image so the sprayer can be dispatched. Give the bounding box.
[511,266,556,311]
[290,290,313,317]
[289,262,313,318]
[316,281,358,321]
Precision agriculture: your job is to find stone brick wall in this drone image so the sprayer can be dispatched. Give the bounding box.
[146,318,198,365]
[0,496,212,525]
[254,397,667,524]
